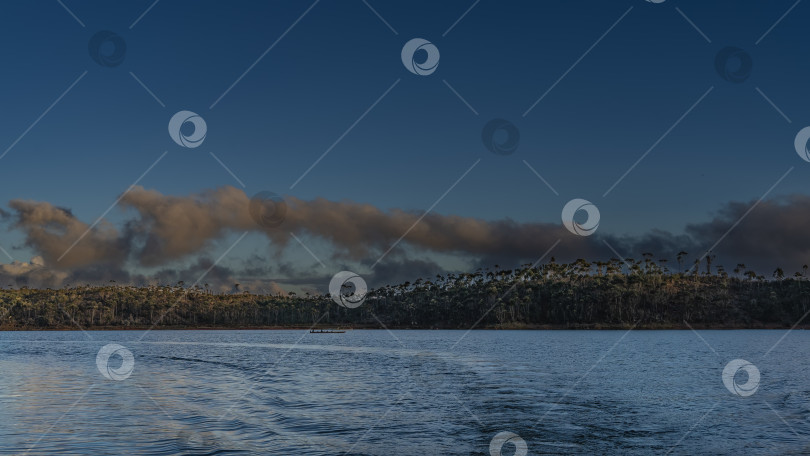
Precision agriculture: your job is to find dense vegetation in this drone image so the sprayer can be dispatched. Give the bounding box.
[1,256,809,330]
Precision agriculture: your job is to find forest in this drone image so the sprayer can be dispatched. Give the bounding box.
[1,255,809,330]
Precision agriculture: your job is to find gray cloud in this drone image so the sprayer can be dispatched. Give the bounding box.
[8,200,127,268]
[683,195,810,273]
[152,256,287,295]
[4,187,810,290]
[118,186,257,266]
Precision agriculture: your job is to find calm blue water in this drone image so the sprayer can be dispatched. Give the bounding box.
[0,330,808,455]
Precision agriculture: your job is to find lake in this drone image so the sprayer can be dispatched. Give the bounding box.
[0,330,807,455]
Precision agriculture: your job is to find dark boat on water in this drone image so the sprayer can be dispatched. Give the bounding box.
[310,329,346,334]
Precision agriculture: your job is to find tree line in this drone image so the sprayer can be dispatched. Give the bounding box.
[1,256,808,330]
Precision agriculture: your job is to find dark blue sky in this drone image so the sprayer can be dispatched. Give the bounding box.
[1,0,809,289]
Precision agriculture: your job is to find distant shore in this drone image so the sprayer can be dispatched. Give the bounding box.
[3,263,810,332]
[2,322,807,331]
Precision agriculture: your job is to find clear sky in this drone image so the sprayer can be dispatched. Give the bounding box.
[1,0,809,292]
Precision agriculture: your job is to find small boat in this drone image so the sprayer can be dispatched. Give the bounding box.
[310,329,346,334]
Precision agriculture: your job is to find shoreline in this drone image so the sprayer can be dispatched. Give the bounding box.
[1,323,807,331]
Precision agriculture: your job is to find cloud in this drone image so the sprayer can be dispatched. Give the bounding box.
[151,256,287,295]
[118,186,256,266]
[4,187,810,289]
[8,200,127,268]
[367,257,446,288]
[684,195,810,272]
[590,196,810,275]
[25,185,580,268]
[0,256,67,288]
[285,199,573,260]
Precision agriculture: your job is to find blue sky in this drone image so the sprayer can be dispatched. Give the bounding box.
[1,0,809,289]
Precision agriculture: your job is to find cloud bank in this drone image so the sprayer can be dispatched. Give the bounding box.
[3,186,810,290]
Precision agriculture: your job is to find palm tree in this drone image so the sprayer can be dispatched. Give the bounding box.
[677,251,688,273]
[705,253,715,276]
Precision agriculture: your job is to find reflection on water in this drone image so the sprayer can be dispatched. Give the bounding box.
[0,330,808,455]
